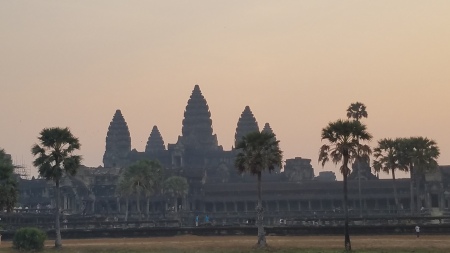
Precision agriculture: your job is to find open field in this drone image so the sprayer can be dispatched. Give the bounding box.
[2,235,450,252]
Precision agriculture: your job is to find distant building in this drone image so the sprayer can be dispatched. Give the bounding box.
[284,157,315,181]
[315,171,336,181]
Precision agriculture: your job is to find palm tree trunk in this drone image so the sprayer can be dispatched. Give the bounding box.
[416,172,422,212]
[256,172,266,247]
[357,158,362,217]
[125,198,129,222]
[409,165,415,213]
[391,168,399,211]
[55,180,62,248]
[343,155,351,251]
[146,198,150,219]
[163,201,166,218]
[137,193,141,220]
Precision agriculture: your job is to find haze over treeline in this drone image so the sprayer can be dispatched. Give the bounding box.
[1,1,449,180]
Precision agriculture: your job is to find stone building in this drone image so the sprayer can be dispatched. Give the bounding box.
[15,85,450,221]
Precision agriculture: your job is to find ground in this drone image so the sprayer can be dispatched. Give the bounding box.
[2,235,450,252]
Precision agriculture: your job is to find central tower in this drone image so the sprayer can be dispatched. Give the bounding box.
[178,85,219,152]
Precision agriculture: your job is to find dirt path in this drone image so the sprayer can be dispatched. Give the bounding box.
[2,235,450,250]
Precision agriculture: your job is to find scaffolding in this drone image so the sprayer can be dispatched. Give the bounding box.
[13,157,31,180]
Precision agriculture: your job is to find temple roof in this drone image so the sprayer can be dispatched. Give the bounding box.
[103,109,131,167]
[234,106,259,147]
[145,125,165,152]
[180,85,218,150]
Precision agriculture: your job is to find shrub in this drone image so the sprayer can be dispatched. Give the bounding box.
[13,227,47,251]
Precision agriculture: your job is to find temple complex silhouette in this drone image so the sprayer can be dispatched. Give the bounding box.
[16,85,450,224]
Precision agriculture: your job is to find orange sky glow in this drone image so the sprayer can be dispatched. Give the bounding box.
[1,1,449,180]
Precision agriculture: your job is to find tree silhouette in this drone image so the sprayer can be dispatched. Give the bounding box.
[235,131,283,248]
[31,127,82,249]
[319,119,372,251]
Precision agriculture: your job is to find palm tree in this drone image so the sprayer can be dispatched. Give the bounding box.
[0,149,18,212]
[117,160,163,220]
[31,127,82,249]
[144,161,163,218]
[346,102,368,121]
[346,102,368,215]
[163,176,189,212]
[398,137,440,213]
[319,119,372,251]
[397,138,416,212]
[373,138,407,211]
[235,131,283,248]
[120,160,158,220]
[117,175,134,221]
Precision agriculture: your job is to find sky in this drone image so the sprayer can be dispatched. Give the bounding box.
[1,1,449,180]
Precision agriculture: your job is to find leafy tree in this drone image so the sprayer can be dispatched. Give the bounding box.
[319,119,372,251]
[0,149,18,212]
[398,137,440,213]
[163,176,189,212]
[373,138,407,210]
[235,131,283,248]
[31,127,82,249]
[346,102,368,215]
[144,160,163,218]
[117,176,133,221]
[123,161,148,218]
[118,160,163,220]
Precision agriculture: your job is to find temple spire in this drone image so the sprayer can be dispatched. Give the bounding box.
[145,125,165,153]
[103,109,131,167]
[234,106,259,147]
[262,123,274,134]
[179,85,218,151]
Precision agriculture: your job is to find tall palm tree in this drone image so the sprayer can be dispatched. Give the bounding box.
[235,131,283,248]
[398,137,440,213]
[319,119,372,251]
[163,176,189,212]
[31,127,82,249]
[346,102,368,215]
[373,138,407,211]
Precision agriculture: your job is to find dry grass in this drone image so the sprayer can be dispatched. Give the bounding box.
[2,235,450,252]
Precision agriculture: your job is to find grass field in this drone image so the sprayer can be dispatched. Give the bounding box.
[1,235,450,252]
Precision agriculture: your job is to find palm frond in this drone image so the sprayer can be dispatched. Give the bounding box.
[346,102,368,121]
[319,119,372,176]
[235,131,283,176]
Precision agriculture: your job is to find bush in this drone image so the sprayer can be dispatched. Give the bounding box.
[13,227,47,251]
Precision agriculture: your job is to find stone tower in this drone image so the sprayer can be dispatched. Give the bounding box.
[262,122,273,134]
[145,125,165,153]
[103,109,131,168]
[179,85,219,151]
[234,106,259,147]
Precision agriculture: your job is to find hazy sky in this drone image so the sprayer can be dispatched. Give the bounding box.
[1,1,449,180]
